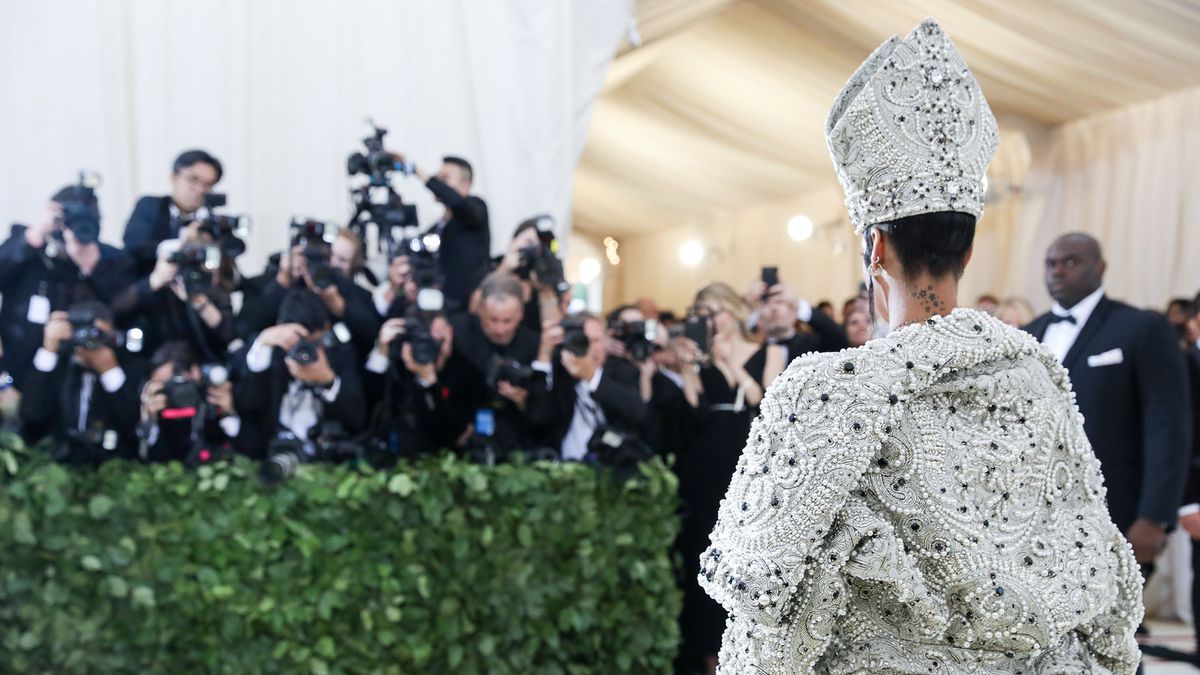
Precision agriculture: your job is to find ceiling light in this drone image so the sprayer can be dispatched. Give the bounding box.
[787,215,814,242]
[679,240,705,267]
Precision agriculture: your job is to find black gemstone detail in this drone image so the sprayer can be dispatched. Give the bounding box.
[842,362,855,373]
[889,394,899,405]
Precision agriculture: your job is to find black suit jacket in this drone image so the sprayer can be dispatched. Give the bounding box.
[424,178,490,311]
[1180,347,1200,508]
[441,313,540,452]
[230,340,367,459]
[1024,296,1192,530]
[526,355,650,453]
[19,354,144,464]
[123,196,177,276]
[0,227,137,389]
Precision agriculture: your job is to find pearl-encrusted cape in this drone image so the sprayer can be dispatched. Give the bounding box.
[699,308,1142,674]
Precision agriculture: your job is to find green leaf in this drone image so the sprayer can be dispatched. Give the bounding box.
[13,512,36,545]
[213,473,230,492]
[387,473,416,497]
[315,636,336,659]
[131,585,156,608]
[81,555,103,571]
[105,575,129,598]
[517,523,533,547]
[88,494,115,519]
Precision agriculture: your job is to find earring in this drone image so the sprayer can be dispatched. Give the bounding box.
[869,257,885,277]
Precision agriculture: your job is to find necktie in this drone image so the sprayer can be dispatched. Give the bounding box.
[1048,313,1076,325]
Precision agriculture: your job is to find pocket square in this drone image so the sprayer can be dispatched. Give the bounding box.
[1087,348,1124,367]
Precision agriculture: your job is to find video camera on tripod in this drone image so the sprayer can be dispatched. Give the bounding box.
[347,118,419,252]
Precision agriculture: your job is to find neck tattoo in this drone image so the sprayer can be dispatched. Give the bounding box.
[911,285,947,315]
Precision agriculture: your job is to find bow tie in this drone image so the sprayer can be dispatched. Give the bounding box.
[1048,313,1077,325]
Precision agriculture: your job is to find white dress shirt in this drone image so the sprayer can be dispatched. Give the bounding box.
[34,348,126,431]
[561,367,605,461]
[1042,287,1105,363]
[245,337,341,446]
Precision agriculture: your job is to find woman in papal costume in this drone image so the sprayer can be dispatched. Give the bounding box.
[698,18,1142,675]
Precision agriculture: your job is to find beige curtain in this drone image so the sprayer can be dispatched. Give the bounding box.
[1004,87,1200,313]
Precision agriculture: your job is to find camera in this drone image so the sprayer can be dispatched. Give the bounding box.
[289,218,338,289]
[259,422,366,484]
[65,305,121,351]
[163,375,203,412]
[169,243,222,295]
[515,216,569,295]
[56,171,102,246]
[390,279,445,367]
[560,316,590,357]
[586,425,652,476]
[609,318,661,362]
[195,193,249,259]
[287,322,352,365]
[486,357,537,391]
[346,118,411,185]
[260,431,310,484]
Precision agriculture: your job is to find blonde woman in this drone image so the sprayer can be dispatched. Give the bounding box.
[677,281,767,675]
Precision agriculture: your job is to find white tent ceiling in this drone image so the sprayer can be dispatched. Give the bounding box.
[574,0,1200,237]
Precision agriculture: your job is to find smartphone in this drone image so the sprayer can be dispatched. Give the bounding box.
[683,314,709,353]
[761,266,779,288]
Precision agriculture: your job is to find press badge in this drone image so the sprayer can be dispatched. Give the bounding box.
[27,295,51,324]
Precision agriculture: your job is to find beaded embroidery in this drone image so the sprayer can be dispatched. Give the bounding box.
[825,18,999,234]
[699,309,1142,674]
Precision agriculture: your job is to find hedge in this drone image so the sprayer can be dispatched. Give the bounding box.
[0,432,681,673]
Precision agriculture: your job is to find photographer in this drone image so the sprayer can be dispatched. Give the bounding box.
[387,153,490,311]
[112,237,235,361]
[123,149,223,276]
[441,272,542,457]
[746,280,849,389]
[232,289,366,459]
[0,184,136,393]
[18,301,143,464]
[240,228,380,360]
[136,342,240,464]
[527,312,649,461]
[372,250,418,319]
[484,216,570,337]
[363,313,459,460]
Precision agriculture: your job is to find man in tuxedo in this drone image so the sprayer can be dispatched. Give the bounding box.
[749,282,849,389]
[19,301,143,464]
[0,187,137,392]
[441,272,541,455]
[1024,233,1192,566]
[136,341,241,464]
[528,312,649,460]
[232,289,366,459]
[123,149,223,276]
[388,152,490,311]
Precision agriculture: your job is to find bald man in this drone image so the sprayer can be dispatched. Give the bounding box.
[1024,233,1192,570]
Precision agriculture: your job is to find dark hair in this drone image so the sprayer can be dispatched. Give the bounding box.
[277,289,331,333]
[1168,297,1193,313]
[863,211,976,281]
[51,185,99,209]
[442,156,473,183]
[173,149,224,183]
[68,298,114,325]
[513,218,539,241]
[151,341,199,373]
